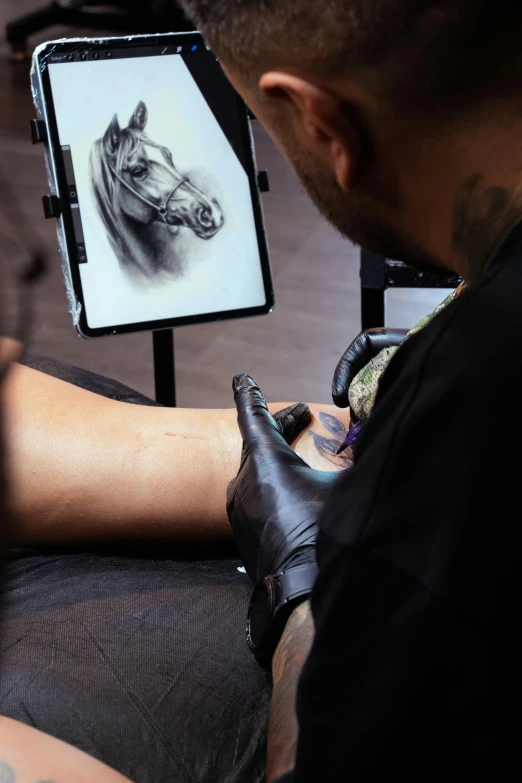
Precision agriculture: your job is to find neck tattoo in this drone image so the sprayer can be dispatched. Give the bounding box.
[452,174,522,281]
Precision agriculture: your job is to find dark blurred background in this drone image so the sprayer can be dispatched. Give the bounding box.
[0,0,360,408]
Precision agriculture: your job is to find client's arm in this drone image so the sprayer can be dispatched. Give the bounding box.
[0,716,133,783]
[3,363,351,546]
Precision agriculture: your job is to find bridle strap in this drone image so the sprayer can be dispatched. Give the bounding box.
[161,180,189,214]
[108,163,188,222]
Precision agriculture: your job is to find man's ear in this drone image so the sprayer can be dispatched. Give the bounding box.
[103,114,121,157]
[259,72,361,191]
[129,100,148,131]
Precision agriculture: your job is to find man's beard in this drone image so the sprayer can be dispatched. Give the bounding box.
[287,144,443,270]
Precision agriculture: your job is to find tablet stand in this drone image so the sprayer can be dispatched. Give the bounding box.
[153,329,176,407]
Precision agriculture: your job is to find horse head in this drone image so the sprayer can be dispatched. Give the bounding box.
[103,101,224,240]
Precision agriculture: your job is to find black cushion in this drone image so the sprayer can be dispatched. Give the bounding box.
[19,350,161,406]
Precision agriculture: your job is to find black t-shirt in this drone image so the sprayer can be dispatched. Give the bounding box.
[278,223,522,781]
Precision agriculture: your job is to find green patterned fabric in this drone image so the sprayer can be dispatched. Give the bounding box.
[348,292,455,423]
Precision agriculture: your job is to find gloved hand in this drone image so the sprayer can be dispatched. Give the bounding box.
[271,402,313,444]
[332,327,408,408]
[227,374,337,585]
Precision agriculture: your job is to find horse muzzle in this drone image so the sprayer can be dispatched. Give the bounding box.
[167,198,224,239]
[193,202,225,239]
[164,214,184,235]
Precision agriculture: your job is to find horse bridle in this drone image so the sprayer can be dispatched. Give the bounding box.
[109,163,189,233]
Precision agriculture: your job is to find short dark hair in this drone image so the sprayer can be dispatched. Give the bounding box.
[176,1,522,114]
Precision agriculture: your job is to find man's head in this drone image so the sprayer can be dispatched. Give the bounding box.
[177,1,522,277]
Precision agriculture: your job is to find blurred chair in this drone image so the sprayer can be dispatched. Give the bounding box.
[6,0,191,59]
[360,250,461,331]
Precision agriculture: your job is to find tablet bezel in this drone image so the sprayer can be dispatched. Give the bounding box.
[36,32,274,338]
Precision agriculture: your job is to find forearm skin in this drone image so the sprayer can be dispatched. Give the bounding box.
[3,364,351,546]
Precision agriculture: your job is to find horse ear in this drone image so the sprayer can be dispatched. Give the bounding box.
[129,101,148,131]
[103,114,121,157]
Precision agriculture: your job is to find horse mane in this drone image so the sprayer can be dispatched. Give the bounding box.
[89,128,166,275]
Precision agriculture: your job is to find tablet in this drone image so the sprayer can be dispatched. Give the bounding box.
[31,32,274,338]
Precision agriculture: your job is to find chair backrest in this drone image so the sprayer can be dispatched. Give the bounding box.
[360,250,461,330]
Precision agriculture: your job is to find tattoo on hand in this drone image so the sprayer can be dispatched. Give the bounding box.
[268,601,314,782]
[272,600,314,683]
[309,412,353,470]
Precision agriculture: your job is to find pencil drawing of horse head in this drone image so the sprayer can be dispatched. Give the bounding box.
[90,101,224,279]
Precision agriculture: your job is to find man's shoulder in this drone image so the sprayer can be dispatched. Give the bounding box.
[424,252,522,361]
[382,253,522,408]
[320,254,522,604]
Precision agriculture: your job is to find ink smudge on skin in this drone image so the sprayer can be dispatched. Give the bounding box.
[164,432,206,441]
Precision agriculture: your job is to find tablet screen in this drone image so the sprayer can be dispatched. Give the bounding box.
[44,39,271,333]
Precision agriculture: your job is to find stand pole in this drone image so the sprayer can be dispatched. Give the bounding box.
[153,329,176,407]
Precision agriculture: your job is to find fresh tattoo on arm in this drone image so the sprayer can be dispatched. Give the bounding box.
[309,412,353,470]
[268,601,314,782]
[452,174,522,280]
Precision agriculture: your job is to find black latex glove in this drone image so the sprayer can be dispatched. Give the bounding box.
[332,327,408,408]
[271,402,313,445]
[227,374,337,585]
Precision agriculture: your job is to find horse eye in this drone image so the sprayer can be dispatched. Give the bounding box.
[132,166,147,179]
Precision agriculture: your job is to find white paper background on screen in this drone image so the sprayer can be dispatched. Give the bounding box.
[48,55,266,329]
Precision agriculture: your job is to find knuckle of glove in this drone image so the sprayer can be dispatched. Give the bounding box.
[233,375,268,410]
[332,353,356,405]
[333,331,372,394]
[366,327,407,352]
[333,328,404,405]
[273,403,311,444]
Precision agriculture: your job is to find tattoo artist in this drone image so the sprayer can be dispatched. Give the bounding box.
[178,1,522,780]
